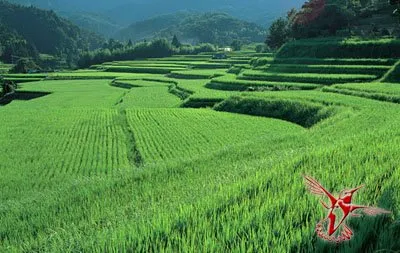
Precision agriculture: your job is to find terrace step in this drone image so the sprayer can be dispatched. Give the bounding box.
[239,70,378,85]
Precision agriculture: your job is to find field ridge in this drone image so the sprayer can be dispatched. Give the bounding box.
[117,109,144,167]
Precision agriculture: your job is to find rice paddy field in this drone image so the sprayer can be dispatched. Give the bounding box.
[1,43,400,252]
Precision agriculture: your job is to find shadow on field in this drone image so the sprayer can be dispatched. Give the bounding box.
[0,91,51,106]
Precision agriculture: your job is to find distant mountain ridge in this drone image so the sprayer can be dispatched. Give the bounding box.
[5,0,304,36]
[116,12,267,45]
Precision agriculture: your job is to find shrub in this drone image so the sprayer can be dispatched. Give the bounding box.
[9,58,41,74]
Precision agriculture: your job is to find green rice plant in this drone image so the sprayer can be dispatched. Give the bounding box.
[168,70,226,79]
[47,71,165,80]
[3,73,49,78]
[272,58,397,66]
[208,74,321,91]
[17,79,129,108]
[103,66,187,74]
[208,59,250,64]
[151,57,210,62]
[118,86,182,108]
[239,70,377,85]
[322,86,400,104]
[3,77,43,83]
[332,82,400,95]
[381,60,400,83]
[229,56,253,61]
[1,52,400,253]
[277,37,400,58]
[126,108,303,163]
[188,62,231,69]
[262,64,391,76]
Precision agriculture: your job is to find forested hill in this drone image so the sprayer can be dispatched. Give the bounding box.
[116,12,267,45]
[0,1,103,64]
[5,0,304,36]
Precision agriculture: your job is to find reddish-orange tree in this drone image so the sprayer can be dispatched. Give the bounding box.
[294,0,326,26]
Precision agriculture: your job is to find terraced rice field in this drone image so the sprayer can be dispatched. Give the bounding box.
[0,63,13,74]
[1,50,400,252]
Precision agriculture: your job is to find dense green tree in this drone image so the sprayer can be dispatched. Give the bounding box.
[127,39,133,47]
[171,35,181,48]
[0,78,17,96]
[255,44,265,53]
[78,38,178,68]
[9,58,41,73]
[292,1,351,38]
[0,21,38,63]
[266,18,291,50]
[230,40,243,51]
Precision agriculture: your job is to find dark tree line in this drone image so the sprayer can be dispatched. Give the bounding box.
[77,38,217,68]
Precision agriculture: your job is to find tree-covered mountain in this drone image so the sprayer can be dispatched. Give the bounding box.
[115,12,191,42]
[0,1,103,64]
[5,0,304,28]
[59,11,122,38]
[0,20,38,63]
[116,12,267,46]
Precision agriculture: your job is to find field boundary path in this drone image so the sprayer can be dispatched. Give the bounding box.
[116,108,143,167]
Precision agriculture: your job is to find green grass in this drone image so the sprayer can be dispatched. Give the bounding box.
[239,70,378,84]
[1,51,400,253]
